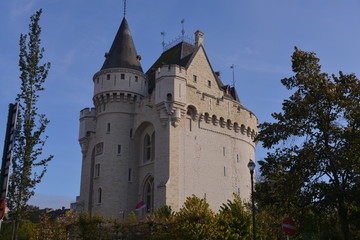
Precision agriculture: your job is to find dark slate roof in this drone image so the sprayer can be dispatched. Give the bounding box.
[146,42,197,92]
[145,41,239,103]
[101,17,143,72]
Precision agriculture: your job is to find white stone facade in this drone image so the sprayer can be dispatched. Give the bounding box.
[77,19,257,218]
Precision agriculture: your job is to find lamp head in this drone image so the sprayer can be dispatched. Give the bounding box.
[247,159,255,172]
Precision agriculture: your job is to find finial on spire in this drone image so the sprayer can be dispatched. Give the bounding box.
[230,64,236,88]
[123,0,127,17]
[181,19,185,40]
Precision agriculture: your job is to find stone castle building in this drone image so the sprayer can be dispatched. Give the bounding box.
[77,16,258,217]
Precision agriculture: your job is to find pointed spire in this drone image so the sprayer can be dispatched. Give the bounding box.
[101,17,143,72]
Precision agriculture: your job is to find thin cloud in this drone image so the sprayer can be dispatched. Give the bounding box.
[10,0,38,19]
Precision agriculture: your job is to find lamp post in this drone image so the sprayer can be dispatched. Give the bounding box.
[247,159,256,240]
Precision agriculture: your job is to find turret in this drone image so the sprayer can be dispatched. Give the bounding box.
[93,17,148,110]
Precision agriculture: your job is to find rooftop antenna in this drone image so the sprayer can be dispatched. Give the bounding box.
[230,64,236,88]
[181,19,185,40]
[161,32,166,52]
[123,0,127,17]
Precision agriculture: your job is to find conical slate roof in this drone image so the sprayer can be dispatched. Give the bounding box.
[101,17,143,72]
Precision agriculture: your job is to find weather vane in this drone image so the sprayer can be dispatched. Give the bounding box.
[161,32,166,52]
[181,19,185,40]
[230,64,236,88]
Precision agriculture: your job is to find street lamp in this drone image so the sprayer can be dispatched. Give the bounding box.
[247,159,256,240]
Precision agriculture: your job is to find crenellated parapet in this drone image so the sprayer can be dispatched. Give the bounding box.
[93,68,148,98]
[93,91,142,108]
[155,64,187,80]
[186,104,257,142]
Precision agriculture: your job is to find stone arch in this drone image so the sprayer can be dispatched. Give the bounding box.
[241,124,246,135]
[204,112,210,123]
[226,119,233,130]
[186,105,197,121]
[142,175,154,213]
[251,129,256,139]
[219,117,225,128]
[212,115,218,126]
[134,122,156,164]
[234,122,239,133]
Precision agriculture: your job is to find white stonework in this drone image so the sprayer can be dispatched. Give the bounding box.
[76,18,257,218]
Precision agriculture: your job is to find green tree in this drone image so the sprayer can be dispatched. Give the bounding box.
[7,9,53,240]
[176,195,217,240]
[257,47,360,240]
[216,194,251,240]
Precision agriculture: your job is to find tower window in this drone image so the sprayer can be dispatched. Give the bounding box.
[237,154,239,163]
[128,168,132,182]
[224,166,226,176]
[193,75,197,82]
[107,74,110,80]
[208,80,211,87]
[135,76,138,82]
[130,128,133,138]
[223,147,225,156]
[98,188,102,203]
[143,177,154,212]
[95,163,100,177]
[107,123,111,133]
[117,145,122,154]
[121,74,125,79]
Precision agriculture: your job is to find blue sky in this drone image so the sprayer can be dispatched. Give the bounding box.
[1,0,360,209]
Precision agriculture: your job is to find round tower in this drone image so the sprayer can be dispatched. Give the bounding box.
[82,17,146,217]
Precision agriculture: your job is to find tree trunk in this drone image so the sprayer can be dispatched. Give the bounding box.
[338,197,350,240]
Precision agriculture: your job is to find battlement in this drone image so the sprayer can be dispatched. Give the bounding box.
[80,108,96,118]
[155,64,187,80]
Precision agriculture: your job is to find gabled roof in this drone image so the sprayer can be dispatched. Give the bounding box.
[101,17,143,72]
[145,40,240,103]
[146,41,196,92]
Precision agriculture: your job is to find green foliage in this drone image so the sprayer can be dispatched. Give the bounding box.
[0,219,38,240]
[216,194,251,240]
[256,47,360,240]
[176,195,217,240]
[7,8,53,240]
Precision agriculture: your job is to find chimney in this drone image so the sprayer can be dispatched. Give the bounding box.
[195,30,204,47]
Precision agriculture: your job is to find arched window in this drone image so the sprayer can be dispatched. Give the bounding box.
[143,132,155,163]
[151,132,155,161]
[143,177,154,213]
[144,134,151,162]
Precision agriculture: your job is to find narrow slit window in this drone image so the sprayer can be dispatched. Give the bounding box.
[107,74,110,80]
[107,123,110,133]
[128,168,132,182]
[224,166,226,176]
[208,80,211,87]
[95,163,100,177]
[237,154,239,163]
[118,145,121,154]
[193,75,197,82]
